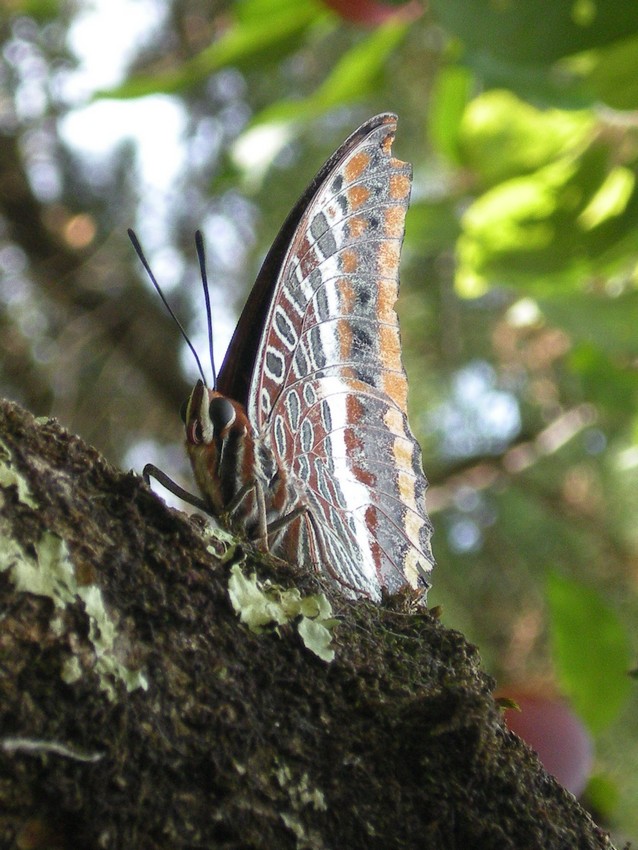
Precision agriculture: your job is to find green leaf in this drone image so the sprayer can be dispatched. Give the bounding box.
[428,65,474,164]
[584,774,620,820]
[546,570,632,733]
[458,91,594,188]
[430,2,638,105]
[541,292,638,360]
[230,20,410,181]
[248,18,410,127]
[567,344,638,420]
[405,199,460,253]
[14,0,61,18]
[431,0,638,66]
[565,32,638,110]
[97,0,323,99]
[455,131,638,296]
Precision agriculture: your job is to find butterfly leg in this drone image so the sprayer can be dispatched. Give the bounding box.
[304,509,332,576]
[225,484,309,554]
[253,478,269,553]
[143,464,212,512]
[227,481,309,551]
[265,505,307,537]
[225,481,255,515]
[223,479,269,552]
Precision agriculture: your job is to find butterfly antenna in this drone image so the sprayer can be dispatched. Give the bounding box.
[194,230,217,388]
[127,229,208,386]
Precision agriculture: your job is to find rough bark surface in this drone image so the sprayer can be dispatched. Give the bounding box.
[0,398,617,850]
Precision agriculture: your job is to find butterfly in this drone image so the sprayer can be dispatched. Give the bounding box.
[132,113,434,601]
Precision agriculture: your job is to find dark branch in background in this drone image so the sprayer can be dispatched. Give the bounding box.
[0,133,191,457]
[427,401,634,587]
[428,403,596,509]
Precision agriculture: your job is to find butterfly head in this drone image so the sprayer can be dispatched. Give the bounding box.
[180,379,255,517]
[180,379,248,447]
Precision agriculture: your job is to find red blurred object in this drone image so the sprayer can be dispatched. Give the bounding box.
[498,688,593,797]
[321,0,422,26]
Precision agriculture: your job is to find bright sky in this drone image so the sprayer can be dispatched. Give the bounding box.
[60,0,187,232]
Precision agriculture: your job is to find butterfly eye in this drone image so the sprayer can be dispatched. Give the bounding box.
[186,417,204,445]
[179,398,189,423]
[209,397,235,435]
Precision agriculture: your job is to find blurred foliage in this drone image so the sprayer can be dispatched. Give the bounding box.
[547,570,631,733]
[0,0,637,839]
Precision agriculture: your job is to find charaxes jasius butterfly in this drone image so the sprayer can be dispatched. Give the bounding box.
[132,113,434,600]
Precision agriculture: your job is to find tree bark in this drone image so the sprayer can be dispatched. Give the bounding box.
[0,398,618,850]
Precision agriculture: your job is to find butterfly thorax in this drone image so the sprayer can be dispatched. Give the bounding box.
[183,379,293,540]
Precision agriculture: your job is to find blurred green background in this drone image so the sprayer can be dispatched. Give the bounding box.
[1,0,636,840]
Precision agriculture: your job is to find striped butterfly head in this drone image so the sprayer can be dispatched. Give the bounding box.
[181,379,238,447]
[180,379,256,518]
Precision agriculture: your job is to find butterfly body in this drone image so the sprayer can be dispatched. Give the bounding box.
[184,379,294,546]
[158,113,434,601]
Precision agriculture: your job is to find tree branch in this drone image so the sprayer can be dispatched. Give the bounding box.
[0,398,618,849]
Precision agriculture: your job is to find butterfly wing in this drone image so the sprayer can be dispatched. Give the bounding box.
[216,117,389,405]
[219,114,433,597]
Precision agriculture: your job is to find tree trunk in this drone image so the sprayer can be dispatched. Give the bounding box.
[0,398,618,849]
